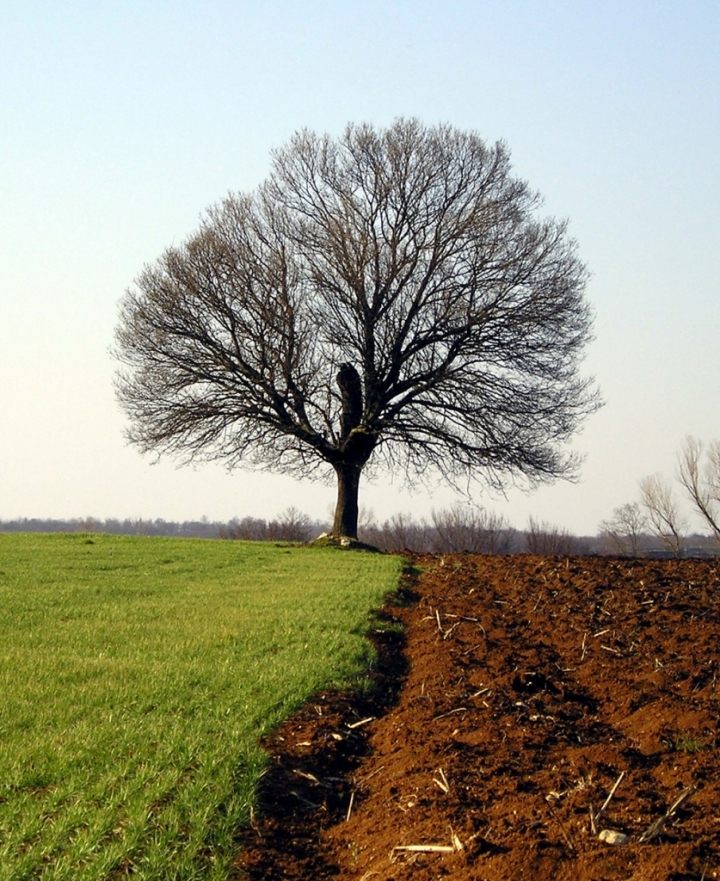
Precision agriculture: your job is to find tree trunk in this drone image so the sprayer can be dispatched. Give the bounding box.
[332,462,362,538]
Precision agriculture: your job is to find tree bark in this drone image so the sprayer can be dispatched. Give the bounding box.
[332,362,366,538]
[332,462,362,538]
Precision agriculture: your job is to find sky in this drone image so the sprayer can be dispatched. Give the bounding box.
[1,1,718,535]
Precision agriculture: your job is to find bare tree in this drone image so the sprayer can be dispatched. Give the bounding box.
[677,436,720,545]
[359,511,429,552]
[431,504,512,554]
[267,506,315,542]
[525,516,579,555]
[220,517,270,541]
[639,474,687,557]
[220,508,323,541]
[599,502,648,556]
[114,119,600,539]
[358,506,516,553]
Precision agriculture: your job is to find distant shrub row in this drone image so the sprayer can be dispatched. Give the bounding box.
[2,507,716,556]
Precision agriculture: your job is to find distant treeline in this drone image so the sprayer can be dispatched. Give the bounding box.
[0,517,223,539]
[3,507,717,557]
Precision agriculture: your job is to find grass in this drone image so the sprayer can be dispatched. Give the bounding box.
[663,732,708,753]
[0,533,402,880]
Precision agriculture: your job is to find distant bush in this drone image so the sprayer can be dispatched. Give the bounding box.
[359,504,522,554]
[220,507,323,543]
[431,505,516,554]
[525,515,586,555]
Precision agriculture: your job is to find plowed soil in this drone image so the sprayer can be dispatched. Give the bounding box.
[236,554,720,880]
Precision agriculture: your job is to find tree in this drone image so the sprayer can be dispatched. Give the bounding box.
[431,504,512,554]
[525,516,580,555]
[359,511,428,553]
[114,119,600,539]
[599,502,648,556]
[677,436,720,545]
[639,474,687,557]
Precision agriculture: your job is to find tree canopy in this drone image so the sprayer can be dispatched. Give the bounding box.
[114,119,600,538]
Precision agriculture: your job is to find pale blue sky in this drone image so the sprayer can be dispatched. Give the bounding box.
[1,1,718,534]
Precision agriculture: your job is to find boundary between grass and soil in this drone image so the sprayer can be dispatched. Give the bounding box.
[234,559,420,879]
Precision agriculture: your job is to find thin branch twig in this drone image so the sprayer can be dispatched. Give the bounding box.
[591,770,625,834]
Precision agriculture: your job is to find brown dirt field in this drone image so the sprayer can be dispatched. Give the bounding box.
[236,554,720,880]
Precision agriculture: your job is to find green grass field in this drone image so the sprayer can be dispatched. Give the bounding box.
[0,533,402,880]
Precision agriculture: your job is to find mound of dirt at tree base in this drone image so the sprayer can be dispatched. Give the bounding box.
[236,554,720,881]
